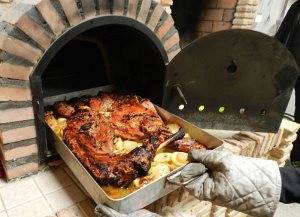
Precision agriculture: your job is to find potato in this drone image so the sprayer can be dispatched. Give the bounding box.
[167,124,180,134]
[133,178,141,188]
[154,153,172,163]
[57,118,67,124]
[123,140,142,153]
[113,138,124,154]
[151,163,171,180]
[184,133,191,139]
[171,152,188,167]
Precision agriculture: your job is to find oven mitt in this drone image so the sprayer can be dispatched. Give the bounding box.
[95,203,161,217]
[181,150,282,217]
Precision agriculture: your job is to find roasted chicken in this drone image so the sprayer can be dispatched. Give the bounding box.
[46,93,205,187]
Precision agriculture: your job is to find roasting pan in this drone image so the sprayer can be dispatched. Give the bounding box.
[44,87,222,213]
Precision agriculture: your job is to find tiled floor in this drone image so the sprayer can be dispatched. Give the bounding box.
[0,166,95,217]
[0,164,298,217]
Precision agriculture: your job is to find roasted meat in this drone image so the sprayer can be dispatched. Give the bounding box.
[168,138,206,153]
[50,93,206,187]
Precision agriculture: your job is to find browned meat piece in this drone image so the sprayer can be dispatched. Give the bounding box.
[54,101,75,118]
[169,138,206,153]
[129,146,152,176]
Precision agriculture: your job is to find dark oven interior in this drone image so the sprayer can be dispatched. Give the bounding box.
[42,24,167,104]
[30,17,169,162]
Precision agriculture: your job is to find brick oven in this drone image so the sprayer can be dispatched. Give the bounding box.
[0,0,180,180]
[0,0,279,180]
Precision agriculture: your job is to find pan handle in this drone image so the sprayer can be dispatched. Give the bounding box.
[166,165,199,187]
[166,146,225,187]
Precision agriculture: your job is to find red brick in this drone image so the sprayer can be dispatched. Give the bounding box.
[1,126,36,144]
[58,0,81,26]
[113,0,125,15]
[99,0,111,14]
[0,63,32,80]
[217,0,237,9]
[147,4,164,31]
[0,34,42,64]
[161,0,173,6]
[137,0,151,23]
[236,5,256,12]
[36,0,66,36]
[167,48,180,62]
[3,12,53,49]
[156,16,174,39]
[164,33,179,51]
[204,0,218,8]
[6,162,38,180]
[0,87,32,101]
[223,9,235,21]
[127,0,138,18]
[212,21,232,32]
[80,0,96,18]
[0,107,34,124]
[197,21,213,32]
[200,9,224,21]
[4,144,38,161]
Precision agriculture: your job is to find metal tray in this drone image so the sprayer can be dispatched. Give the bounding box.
[44,89,223,213]
[46,107,222,213]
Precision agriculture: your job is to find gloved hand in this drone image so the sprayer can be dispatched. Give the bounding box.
[181,150,281,217]
[95,203,161,217]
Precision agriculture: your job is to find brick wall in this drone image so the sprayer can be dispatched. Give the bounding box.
[155,0,173,13]
[232,0,260,29]
[164,0,260,45]
[197,0,238,37]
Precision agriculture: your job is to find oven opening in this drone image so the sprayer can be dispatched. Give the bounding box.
[30,18,169,162]
[41,24,167,104]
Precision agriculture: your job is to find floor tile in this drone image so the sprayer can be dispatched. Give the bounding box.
[63,167,89,198]
[0,178,42,209]
[57,205,86,217]
[7,198,52,217]
[78,199,96,217]
[34,168,73,194]
[0,179,8,189]
[0,197,4,213]
[45,185,87,212]
[0,212,8,217]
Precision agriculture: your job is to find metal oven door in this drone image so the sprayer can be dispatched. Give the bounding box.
[163,29,299,133]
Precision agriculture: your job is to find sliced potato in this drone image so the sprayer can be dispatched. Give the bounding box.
[167,124,180,134]
[133,178,140,188]
[113,138,124,154]
[153,164,171,179]
[123,140,142,153]
[57,118,67,124]
[171,152,188,167]
[154,153,172,163]
[184,133,191,139]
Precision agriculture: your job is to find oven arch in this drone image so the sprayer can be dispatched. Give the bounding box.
[0,0,180,179]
